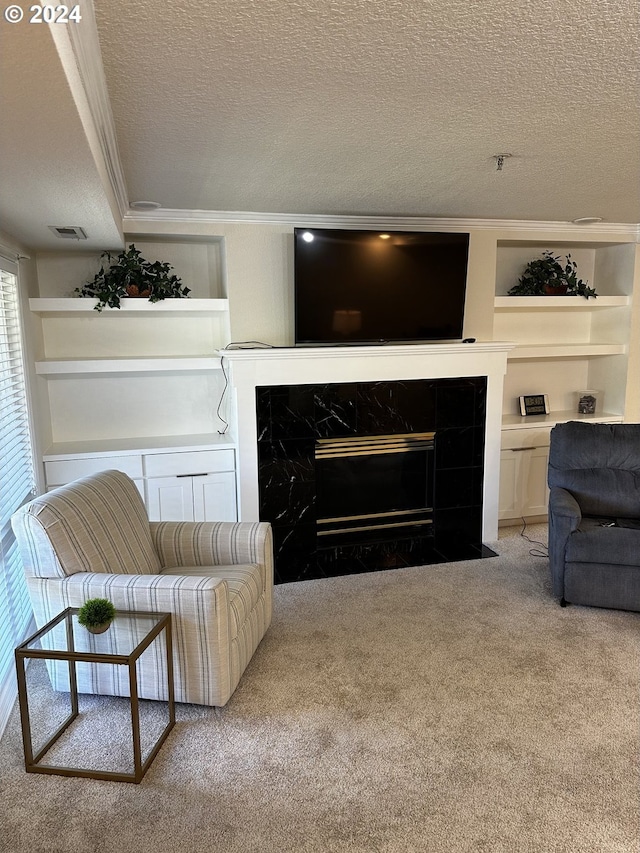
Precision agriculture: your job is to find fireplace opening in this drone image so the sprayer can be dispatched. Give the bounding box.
[315,432,435,546]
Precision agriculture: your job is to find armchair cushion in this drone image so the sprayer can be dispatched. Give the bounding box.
[565,522,640,567]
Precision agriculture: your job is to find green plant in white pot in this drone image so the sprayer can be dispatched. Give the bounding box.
[77,598,116,634]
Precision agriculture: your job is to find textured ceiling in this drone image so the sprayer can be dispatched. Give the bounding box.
[94,0,640,222]
[1,0,639,253]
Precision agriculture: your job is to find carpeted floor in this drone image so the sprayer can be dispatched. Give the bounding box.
[1,524,638,853]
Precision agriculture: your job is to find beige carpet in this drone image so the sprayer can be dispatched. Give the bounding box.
[1,525,638,853]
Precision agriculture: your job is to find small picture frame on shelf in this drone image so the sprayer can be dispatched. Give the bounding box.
[519,394,550,417]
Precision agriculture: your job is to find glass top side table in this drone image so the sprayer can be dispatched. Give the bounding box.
[15,608,175,783]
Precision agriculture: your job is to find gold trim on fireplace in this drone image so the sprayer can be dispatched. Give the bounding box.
[317,507,433,525]
[315,432,435,459]
[317,519,433,536]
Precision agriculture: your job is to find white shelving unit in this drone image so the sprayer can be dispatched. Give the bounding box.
[31,238,237,520]
[494,236,638,521]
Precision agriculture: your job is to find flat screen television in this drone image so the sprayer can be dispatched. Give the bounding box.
[294,228,470,345]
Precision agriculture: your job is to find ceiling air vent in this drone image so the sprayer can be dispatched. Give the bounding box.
[48,226,88,240]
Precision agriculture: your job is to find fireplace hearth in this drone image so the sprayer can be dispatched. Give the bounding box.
[256,377,489,583]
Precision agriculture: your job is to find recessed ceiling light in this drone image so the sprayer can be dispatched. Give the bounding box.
[129,200,161,210]
[301,231,314,242]
[379,234,391,239]
[571,216,603,225]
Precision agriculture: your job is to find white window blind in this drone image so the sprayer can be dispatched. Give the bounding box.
[0,261,36,719]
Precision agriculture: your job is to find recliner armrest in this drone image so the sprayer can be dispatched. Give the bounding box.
[548,487,582,522]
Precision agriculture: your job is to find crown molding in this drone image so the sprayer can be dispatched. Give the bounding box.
[49,0,128,220]
[124,208,640,238]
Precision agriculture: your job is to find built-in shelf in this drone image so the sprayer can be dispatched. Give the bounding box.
[494,296,629,310]
[502,410,623,430]
[35,356,222,376]
[42,433,236,460]
[29,298,229,316]
[508,343,626,360]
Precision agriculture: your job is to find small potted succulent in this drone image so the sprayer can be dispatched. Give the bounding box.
[77,598,116,634]
[507,251,597,299]
[75,244,191,311]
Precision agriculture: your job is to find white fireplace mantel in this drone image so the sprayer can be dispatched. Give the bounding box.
[222,342,515,541]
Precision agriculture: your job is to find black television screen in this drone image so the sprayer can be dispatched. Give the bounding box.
[294,228,470,345]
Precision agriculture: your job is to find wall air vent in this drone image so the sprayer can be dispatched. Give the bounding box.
[48,226,88,240]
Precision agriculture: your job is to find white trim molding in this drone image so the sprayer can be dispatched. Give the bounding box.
[124,208,640,239]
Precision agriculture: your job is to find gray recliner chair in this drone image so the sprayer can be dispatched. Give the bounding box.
[547,421,640,611]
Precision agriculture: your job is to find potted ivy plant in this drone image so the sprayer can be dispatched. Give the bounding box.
[77,598,116,634]
[75,244,191,311]
[507,251,597,299]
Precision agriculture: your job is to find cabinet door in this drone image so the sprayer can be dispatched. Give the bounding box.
[192,472,237,522]
[146,476,195,522]
[520,446,550,517]
[499,446,550,520]
[499,450,522,520]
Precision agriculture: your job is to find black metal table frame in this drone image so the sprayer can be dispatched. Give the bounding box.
[15,608,175,783]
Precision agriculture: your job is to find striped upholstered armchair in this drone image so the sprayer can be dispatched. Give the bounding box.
[11,469,273,706]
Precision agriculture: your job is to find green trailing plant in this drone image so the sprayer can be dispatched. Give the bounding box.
[507,251,597,299]
[75,244,191,311]
[77,597,116,630]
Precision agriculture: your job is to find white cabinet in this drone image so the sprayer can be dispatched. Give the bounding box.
[499,447,550,521]
[499,428,551,521]
[44,454,146,500]
[43,444,238,522]
[144,449,237,522]
[145,472,237,522]
[45,454,143,485]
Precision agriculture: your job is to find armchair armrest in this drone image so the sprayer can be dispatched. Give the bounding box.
[150,521,273,574]
[26,571,233,705]
[548,487,582,599]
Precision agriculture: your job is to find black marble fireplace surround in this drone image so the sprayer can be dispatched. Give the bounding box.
[257,377,489,584]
